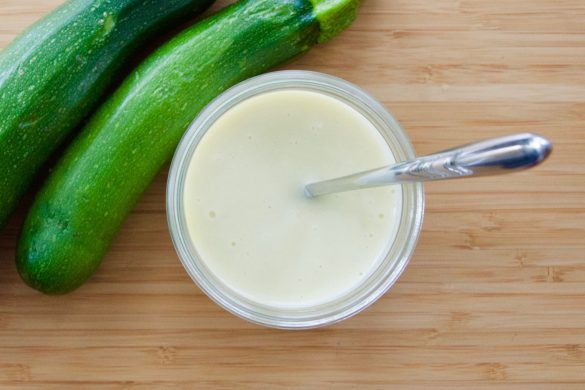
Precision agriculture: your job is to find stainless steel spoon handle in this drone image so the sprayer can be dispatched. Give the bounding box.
[305,133,552,198]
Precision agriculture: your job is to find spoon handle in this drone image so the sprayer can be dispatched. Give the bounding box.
[305,133,552,197]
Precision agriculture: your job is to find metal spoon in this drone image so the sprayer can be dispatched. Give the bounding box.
[304,133,552,198]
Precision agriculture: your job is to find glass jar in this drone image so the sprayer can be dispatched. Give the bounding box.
[167,71,424,329]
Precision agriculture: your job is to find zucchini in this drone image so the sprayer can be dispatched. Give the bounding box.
[17,0,360,294]
[0,0,215,227]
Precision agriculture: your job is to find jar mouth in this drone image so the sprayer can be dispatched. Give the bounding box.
[167,70,425,329]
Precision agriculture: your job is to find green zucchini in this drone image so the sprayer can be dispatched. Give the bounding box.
[17,0,360,294]
[0,0,215,228]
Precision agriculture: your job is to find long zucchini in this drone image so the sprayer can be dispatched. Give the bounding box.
[17,0,360,294]
[0,0,214,227]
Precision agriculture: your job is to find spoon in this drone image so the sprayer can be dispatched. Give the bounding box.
[305,133,552,198]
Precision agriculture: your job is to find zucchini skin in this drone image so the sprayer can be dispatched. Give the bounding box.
[0,0,215,227]
[17,0,358,294]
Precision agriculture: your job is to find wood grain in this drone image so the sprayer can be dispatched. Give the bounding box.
[1,0,584,388]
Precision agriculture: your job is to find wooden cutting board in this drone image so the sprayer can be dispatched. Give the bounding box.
[1,0,584,388]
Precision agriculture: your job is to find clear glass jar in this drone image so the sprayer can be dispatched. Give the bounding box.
[167,71,424,329]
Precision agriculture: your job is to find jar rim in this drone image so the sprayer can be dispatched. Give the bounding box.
[167,70,425,329]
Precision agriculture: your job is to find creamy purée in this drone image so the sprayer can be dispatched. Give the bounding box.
[183,89,402,308]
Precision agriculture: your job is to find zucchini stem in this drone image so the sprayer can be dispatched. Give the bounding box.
[309,0,360,43]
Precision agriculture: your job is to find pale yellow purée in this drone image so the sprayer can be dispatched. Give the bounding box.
[183,89,402,308]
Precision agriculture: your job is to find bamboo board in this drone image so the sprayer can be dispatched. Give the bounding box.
[1,0,584,388]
